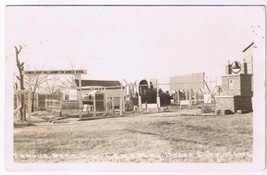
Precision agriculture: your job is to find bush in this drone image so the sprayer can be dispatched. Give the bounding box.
[131,96,138,106]
[201,105,214,113]
[141,89,157,103]
[160,93,172,106]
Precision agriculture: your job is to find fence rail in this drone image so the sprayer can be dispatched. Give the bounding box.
[45,99,82,115]
[62,100,80,110]
[45,99,61,112]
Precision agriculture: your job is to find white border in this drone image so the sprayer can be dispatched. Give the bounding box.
[1,0,266,174]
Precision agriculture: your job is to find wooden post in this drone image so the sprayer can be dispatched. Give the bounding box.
[156,96,160,110]
[45,76,48,101]
[78,74,83,120]
[105,90,108,115]
[120,83,123,116]
[93,94,96,117]
[189,74,192,108]
[112,97,114,114]
[177,90,180,105]
[194,89,197,104]
[156,80,160,109]
[27,92,31,121]
[138,95,142,111]
[189,90,192,108]
[59,101,62,117]
[123,86,125,113]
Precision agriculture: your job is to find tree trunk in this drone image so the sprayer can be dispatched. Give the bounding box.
[15,45,25,122]
[19,95,24,121]
[32,92,35,112]
[19,63,25,121]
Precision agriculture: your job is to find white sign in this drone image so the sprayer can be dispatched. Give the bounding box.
[23,70,87,75]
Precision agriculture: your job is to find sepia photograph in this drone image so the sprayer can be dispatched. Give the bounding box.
[3,2,266,173]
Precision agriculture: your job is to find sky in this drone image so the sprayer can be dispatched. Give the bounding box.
[5,5,265,86]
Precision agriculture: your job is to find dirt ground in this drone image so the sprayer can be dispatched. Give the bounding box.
[13,110,253,163]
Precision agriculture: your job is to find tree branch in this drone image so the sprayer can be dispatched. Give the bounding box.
[14,45,22,54]
[20,62,24,68]
[16,76,21,81]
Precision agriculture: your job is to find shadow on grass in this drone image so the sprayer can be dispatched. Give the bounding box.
[124,128,211,146]
[14,122,36,128]
[78,115,126,121]
[64,111,147,121]
[124,128,159,136]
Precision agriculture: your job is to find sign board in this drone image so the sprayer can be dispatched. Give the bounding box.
[170,72,204,90]
[23,70,87,75]
[142,103,158,109]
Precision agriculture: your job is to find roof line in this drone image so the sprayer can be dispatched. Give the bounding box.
[242,42,254,52]
[74,79,121,87]
[75,79,120,82]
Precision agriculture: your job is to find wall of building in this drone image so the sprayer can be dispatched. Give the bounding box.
[221,74,252,97]
[215,96,235,112]
[215,95,252,113]
[221,75,241,96]
[79,88,121,98]
[234,96,252,112]
[240,74,253,97]
[106,89,122,98]
[80,88,122,109]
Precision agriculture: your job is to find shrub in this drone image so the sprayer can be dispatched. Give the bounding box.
[201,105,214,113]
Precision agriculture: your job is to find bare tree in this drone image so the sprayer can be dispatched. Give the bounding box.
[15,45,25,122]
[46,76,63,94]
[25,73,47,112]
[55,61,79,93]
[62,61,77,87]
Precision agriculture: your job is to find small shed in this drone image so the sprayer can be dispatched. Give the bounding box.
[73,79,122,108]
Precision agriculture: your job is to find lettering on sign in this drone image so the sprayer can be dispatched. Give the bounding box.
[23,70,87,75]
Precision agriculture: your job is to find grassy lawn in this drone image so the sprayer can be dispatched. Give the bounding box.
[13,111,252,163]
